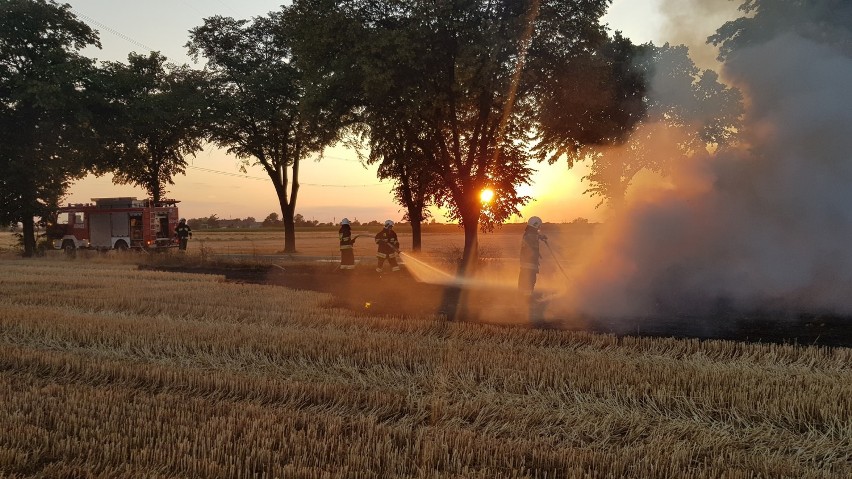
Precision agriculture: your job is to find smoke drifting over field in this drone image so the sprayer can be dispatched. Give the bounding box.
[558,32,852,323]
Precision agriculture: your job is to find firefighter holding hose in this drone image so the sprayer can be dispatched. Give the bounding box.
[518,216,547,298]
[338,218,356,270]
[375,220,400,273]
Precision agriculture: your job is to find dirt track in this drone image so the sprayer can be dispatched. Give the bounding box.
[148,262,852,348]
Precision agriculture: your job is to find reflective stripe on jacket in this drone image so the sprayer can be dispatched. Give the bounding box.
[375,228,399,255]
[339,225,353,250]
[519,225,541,272]
[175,224,192,239]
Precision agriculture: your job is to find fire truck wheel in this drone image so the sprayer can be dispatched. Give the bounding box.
[114,240,129,251]
[61,240,76,256]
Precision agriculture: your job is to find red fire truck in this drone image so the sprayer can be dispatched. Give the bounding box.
[49,197,180,253]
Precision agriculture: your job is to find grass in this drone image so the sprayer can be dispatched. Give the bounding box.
[0,232,19,254]
[1,258,850,477]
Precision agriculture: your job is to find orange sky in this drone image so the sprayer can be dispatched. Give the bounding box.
[66,146,604,224]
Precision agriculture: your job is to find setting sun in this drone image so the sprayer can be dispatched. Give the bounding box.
[480,188,495,203]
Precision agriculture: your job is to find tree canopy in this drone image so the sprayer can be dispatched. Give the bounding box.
[0,0,101,256]
[99,52,208,203]
[187,8,358,253]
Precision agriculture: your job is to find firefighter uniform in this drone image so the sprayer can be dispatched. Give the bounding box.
[518,223,544,296]
[175,219,192,251]
[375,222,400,272]
[339,222,355,270]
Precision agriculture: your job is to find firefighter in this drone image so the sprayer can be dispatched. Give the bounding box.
[338,218,356,270]
[518,216,547,298]
[375,219,400,273]
[175,218,192,251]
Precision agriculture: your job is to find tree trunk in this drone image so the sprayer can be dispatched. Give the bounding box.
[282,202,296,253]
[269,161,298,254]
[439,207,480,320]
[404,200,423,252]
[460,215,479,277]
[410,220,422,252]
[284,155,300,254]
[21,215,36,258]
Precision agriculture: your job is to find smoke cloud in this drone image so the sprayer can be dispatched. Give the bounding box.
[658,0,741,70]
[557,32,852,324]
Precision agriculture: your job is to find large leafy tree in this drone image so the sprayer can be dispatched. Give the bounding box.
[0,0,101,257]
[339,0,643,269]
[367,124,439,251]
[99,52,208,203]
[187,7,358,253]
[315,1,440,252]
[530,31,649,166]
[580,44,743,207]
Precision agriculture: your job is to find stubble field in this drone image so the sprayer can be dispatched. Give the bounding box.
[1,256,851,478]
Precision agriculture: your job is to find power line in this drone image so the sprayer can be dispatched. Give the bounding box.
[315,154,363,163]
[69,8,157,54]
[186,165,384,188]
[176,0,206,18]
[209,0,242,17]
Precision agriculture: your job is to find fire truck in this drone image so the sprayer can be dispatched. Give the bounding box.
[48,197,180,253]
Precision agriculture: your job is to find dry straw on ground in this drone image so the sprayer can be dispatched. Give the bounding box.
[1,258,851,478]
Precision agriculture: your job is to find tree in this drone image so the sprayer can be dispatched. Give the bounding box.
[579,44,743,206]
[319,3,441,252]
[359,120,438,251]
[380,155,435,252]
[709,0,852,62]
[187,7,357,253]
[204,214,219,229]
[531,32,650,167]
[0,0,101,257]
[99,52,208,203]
[339,0,640,270]
[262,212,282,227]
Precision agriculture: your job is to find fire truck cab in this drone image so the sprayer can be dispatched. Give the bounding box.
[49,197,180,252]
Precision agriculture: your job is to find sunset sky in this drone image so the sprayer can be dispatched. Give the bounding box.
[62,0,739,223]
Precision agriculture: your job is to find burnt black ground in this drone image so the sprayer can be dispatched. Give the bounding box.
[146,262,852,348]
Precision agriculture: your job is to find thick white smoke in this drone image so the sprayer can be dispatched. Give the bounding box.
[658,0,740,70]
[559,33,852,322]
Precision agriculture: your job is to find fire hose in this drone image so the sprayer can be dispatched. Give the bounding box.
[542,239,571,281]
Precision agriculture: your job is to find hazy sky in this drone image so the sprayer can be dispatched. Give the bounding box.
[62,0,739,223]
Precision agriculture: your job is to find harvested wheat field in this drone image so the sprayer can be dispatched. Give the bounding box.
[1,259,851,478]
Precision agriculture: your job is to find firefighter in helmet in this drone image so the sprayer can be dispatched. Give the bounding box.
[175,218,192,251]
[375,219,400,272]
[338,218,356,270]
[518,216,547,298]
